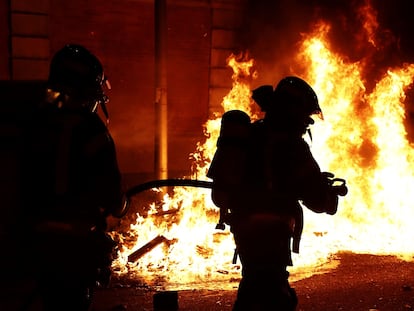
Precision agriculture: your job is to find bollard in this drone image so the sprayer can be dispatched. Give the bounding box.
[153,291,179,311]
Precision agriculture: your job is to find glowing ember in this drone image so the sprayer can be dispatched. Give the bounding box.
[111,3,414,289]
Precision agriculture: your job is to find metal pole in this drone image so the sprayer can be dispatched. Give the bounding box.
[154,0,168,180]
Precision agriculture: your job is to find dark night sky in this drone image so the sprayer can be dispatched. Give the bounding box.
[236,0,414,137]
[237,0,414,82]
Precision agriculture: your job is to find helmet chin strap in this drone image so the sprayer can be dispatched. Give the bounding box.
[100,100,109,124]
[307,128,313,142]
[99,77,111,124]
[89,99,109,124]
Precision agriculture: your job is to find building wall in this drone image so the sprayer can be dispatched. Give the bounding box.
[1,0,245,184]
[0,0,10,79]
[8,0,50,80]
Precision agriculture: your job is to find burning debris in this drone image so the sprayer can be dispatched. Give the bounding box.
[128,235,171,263]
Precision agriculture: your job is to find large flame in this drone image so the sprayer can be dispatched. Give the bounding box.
[111,3,414,289]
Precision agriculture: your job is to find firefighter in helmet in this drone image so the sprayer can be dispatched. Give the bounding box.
[21,44,124,311]
[208,76,347,310]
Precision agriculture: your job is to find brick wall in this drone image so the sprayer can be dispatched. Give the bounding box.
[9,0,50,80]
[0,0,10,79]
[1,0,245,182]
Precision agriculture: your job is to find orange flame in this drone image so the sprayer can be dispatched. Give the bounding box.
[112,4,414,289]
[291,19,414,270]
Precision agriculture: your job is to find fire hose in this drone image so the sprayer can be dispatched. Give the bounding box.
[117,179,213,218]
[119,174,347,218]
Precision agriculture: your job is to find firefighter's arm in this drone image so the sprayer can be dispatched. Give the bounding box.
[211,183,233,229]
[296,143,348,215]
[86,128,124,218]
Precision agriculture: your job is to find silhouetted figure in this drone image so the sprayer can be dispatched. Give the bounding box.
[208,76,347,311]
[21,44,124,311]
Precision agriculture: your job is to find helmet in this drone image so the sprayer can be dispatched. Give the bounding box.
[273,76,322,120]
[46,44,110,117]
[252,76,322,134]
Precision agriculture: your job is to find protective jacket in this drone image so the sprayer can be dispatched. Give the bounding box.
[23,104,122,229]
[208,113,338,251]
[21,103,123,310]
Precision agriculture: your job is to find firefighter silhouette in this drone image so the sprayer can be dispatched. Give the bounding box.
[21,44,124,311]
[208,76,347,311]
